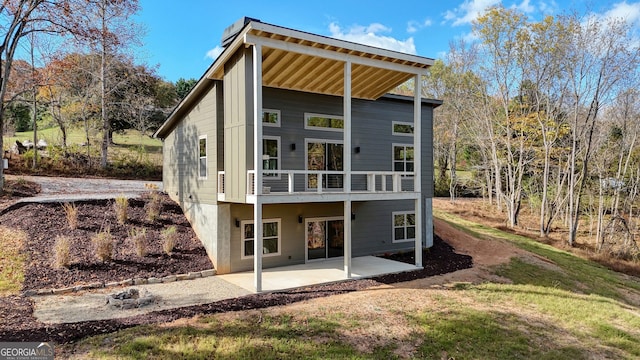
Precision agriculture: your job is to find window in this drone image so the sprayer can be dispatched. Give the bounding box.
[393,121,414,136]
[393,212,415,243]
[198,135,207,179]
[263,109,280,127]
[263,136,280,179]
[393,144,414,175]
[305,113,344,131]
[241,219,281,259]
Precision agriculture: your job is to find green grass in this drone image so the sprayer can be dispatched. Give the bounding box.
[0,227,27,295]
[4,127,161,153]
[71,314,396,359]
[434,208,640,299]
[61,210,640,359]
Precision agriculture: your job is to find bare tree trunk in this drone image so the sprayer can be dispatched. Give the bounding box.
[100,0,109,169]
[449,121,458,202]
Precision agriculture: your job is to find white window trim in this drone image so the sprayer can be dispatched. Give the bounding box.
[263,108,281,127]
[392,143,414,178]
[240,218,281,260]
[198,135,207,180]
[304,112,344,132]
[392,211,416,243]
[304,216,344,262]
[305,138,344,191]
[392,121,414,136]
[263,135,281,180]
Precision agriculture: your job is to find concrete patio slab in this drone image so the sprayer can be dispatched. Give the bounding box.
[219,256,420,293]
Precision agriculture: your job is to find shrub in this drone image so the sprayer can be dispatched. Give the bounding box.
[161,226,178,255]
[92,227,114,262]
[53,235,72,268]
[128,227,148,257]
[61,202,78,230]
[114,196,128,225]
[145,191,162,222]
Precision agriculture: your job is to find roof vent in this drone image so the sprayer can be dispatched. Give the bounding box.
[221,17,260,47]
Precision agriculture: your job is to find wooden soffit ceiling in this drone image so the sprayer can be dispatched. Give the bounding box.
[260,47,416,100]
[208,23,433,100]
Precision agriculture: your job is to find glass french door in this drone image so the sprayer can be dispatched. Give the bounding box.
[306,217,344,260]
[306,140,343,190]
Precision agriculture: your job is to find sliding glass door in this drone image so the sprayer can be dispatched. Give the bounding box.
[306,217,344,261]
[306,140,343,190]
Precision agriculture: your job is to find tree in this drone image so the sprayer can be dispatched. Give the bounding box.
[474,6,533,227]
[69,0,141,168]
[564,15,640,246]
[423,41,481,201]
[0,0,85,189]
[175,77,196,100]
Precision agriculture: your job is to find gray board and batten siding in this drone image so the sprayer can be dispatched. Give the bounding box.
[227,200,420,273]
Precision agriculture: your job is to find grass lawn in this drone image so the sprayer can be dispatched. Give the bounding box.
[3,127,162,178]
[61,209,640,359]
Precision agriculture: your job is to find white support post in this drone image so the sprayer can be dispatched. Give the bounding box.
[288,173,294,193]
[344,61,352,194]
[253,43,264,292]
[344,61,352,278]
[425,197,433,247]
[414,73,423,268]
[344,200,352,278]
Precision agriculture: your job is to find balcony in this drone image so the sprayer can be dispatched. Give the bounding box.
[218,170,418,204]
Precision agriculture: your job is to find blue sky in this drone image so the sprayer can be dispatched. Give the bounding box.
[135,0,640,82]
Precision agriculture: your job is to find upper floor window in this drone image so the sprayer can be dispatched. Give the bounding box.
[392,121,414,136]
[241,219,281,259]
[199,135,207,179]
[263,136,280,179]
[393,144,414,175]
[263,109,281,127]
[304,113,344,132]
[393,212,415,243]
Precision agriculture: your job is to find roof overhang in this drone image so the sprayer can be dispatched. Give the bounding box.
[155,19,434,138]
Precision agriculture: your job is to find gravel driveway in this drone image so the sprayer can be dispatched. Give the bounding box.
[6,175,162,202]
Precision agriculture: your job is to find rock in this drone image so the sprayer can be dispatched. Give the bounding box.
[147,277,161,284]
[162,275,177,283]
[200,269,216,277]
[133,278,148,285]
[52,287,74,295]
[188,272,202,279]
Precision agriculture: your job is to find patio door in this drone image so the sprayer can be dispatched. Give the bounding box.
[306,217,344,261]
[306,140,343,190]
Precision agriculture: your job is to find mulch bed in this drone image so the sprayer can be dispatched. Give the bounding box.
[0,195,211,291]
[1,178,42,198]
[0,184,473,345]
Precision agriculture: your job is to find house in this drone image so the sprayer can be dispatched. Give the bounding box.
[154,17,441,292]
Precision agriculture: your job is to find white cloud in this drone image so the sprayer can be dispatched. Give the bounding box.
[600,1,640,25]
[512,0,535,13]
[328,22,417,54]
[443,0,501,26]
[407,19,433,33]
[205,46,224,60]
[538,0,559,15]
